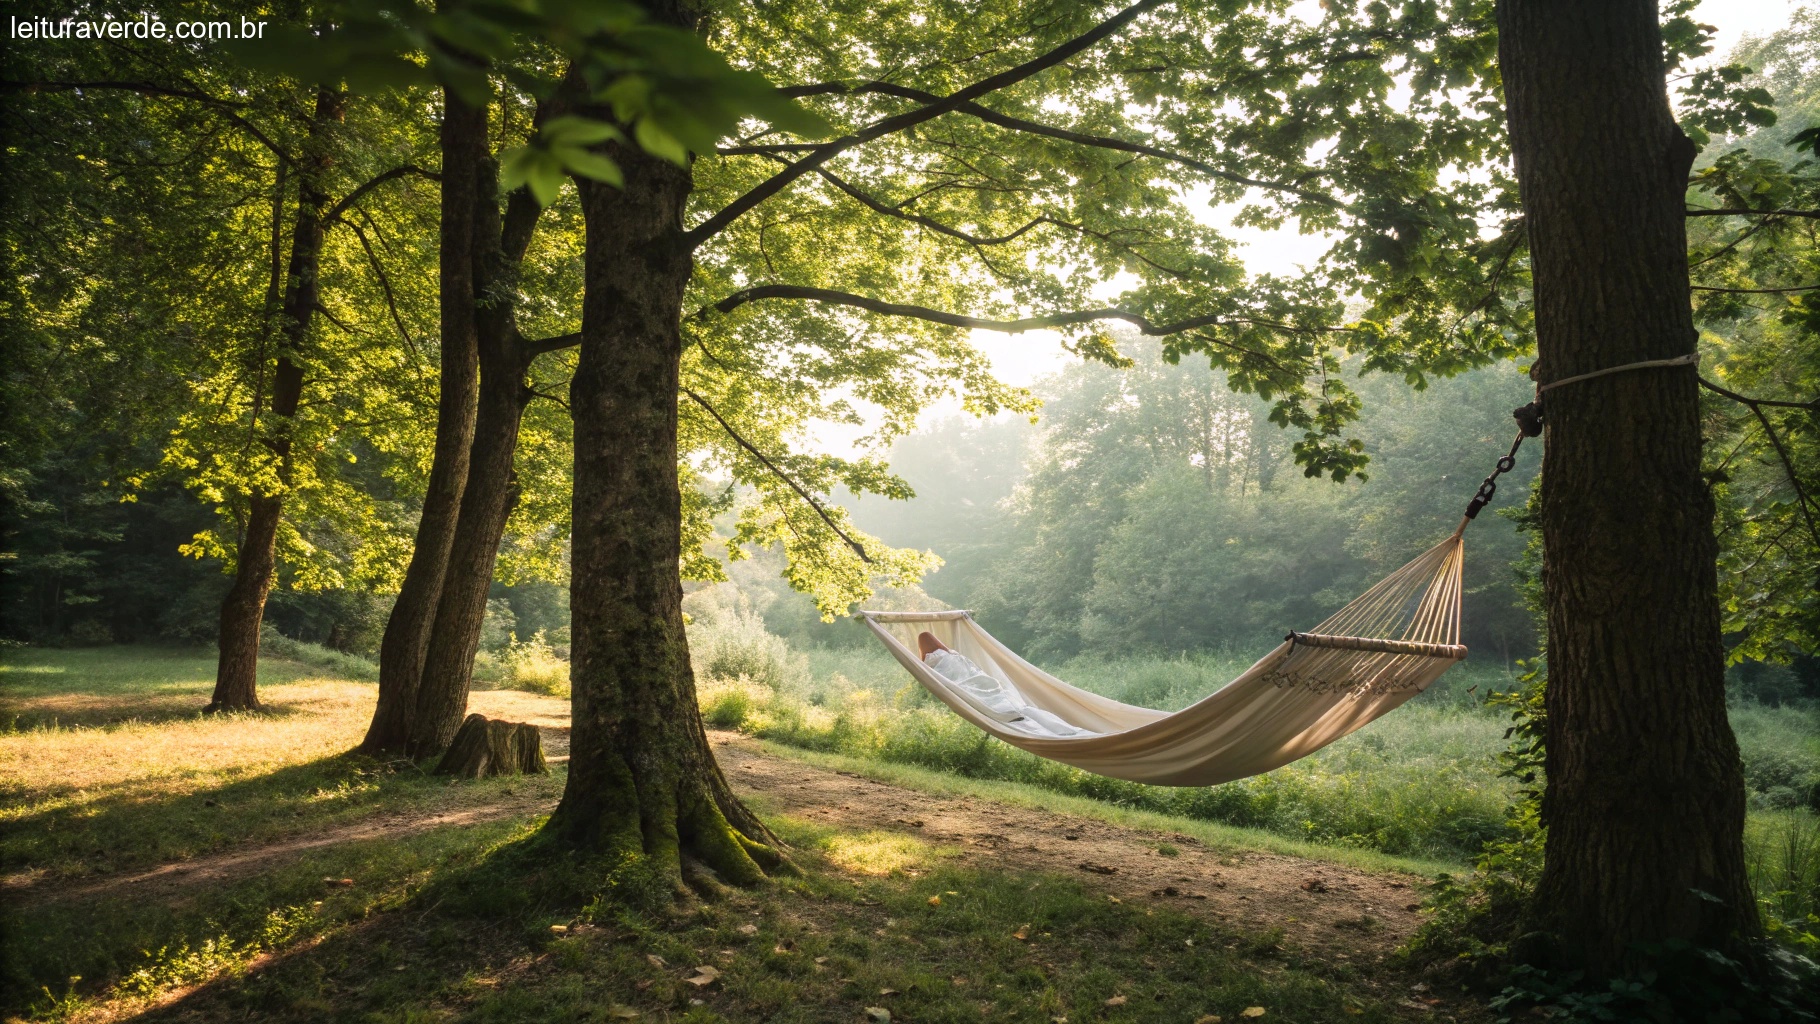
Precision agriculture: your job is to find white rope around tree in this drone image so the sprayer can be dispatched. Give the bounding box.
[861,531,1468,787]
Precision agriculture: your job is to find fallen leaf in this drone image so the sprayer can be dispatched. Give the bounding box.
[1107,896,1121,904]
[1105,995,1127,1006]
[927,895,942,906]
[1194,1017,1222,1024]
[737,923,759,936]
[773,945,792,955]
[605,1007,640,1020]
[1013,925,1030,940]
[634,980,653,992]
[1301,877,1329,893]
[645,954,667,968]
[879,987,899,996]
[865,1007,892,1022]
[549,924,569,934]
[814,956,830,964]
[1241,1009,1266,1019]
[684,965,721,987]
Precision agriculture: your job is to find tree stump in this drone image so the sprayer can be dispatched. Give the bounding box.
[434,714,547,778]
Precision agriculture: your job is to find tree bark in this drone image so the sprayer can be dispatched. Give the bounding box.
[208,86,345,712]
[404,161,539,759]
[435,713,547,778]
[547,140,782,891]
[364,90,486,753]
[1498,0,1756,975]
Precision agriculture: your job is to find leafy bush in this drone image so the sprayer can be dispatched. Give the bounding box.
[689,609,808,692]
[487,631,568,696]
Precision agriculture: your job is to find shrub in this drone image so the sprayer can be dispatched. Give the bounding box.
[493,631,569,696]
[689,610,807,692]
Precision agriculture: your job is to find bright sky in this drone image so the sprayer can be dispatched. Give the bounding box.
[808,0,1802,455]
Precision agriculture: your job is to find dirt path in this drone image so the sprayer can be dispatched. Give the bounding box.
[18,731,1430,960]
[11,795,553,907]
[711,733,1427,956]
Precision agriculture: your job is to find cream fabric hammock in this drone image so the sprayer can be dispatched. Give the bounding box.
[861,529,1468,787]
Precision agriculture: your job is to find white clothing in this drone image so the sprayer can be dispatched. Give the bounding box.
[923,648,1087,738]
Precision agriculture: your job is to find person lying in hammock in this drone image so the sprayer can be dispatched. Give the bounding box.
[916,631,1086,737]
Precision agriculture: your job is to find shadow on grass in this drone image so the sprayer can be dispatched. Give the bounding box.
[1,789,560,1018]
[89,815,1424,1024]
[3,748,556,898]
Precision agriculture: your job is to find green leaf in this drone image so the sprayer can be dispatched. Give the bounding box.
[541,115,623,147]
[552,146,623,187]
[633,119,689,166]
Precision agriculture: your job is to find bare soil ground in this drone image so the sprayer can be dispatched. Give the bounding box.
[711,733,1426,957]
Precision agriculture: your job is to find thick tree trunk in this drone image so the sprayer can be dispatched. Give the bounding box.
[1498,0,1756,975]
[405,353,528,756]
[363,91,486,753]
[404,156,536,759]
[547,144,781,890]
[208,86,344,712]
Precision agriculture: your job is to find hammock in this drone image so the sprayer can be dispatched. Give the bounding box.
[861,529,1467,787]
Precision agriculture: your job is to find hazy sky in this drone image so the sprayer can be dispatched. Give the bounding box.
[809,0,1804,455]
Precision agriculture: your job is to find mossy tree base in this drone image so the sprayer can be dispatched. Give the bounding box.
[546,128,786,896]
[434,714,547,778]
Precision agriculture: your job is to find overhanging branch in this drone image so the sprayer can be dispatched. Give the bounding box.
[682,0,1175,249]
[707,284,1346,344]
[323,164,441,225]
[1699,375,1820,550]
[524,332,581,357]
[680,388,872,563]
[838,81,1338,205]
[1685,207,1820,220]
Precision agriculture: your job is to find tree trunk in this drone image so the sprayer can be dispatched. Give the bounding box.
[435,714,547,778]
[208,86,345,712]
[363,90,485,753]
[547,142,782,891]
[1498,0,1756,975]
[405,155,538,758]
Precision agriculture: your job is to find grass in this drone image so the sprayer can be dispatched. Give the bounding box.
[0,645,1453,1023]
[701,649,1521,862]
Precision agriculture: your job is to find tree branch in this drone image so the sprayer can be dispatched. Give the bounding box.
[524,332,582,357]
[679,388,872,563]
[706,284,1347,342]
[1699,375,1820,550]
[836,81,1338,205]
[682,0,1175,249]
[1685,207,1820,220]
[1690,283,1820,294]
[5,78,293,165]
[323,164,440,226]
[333,215,420,358]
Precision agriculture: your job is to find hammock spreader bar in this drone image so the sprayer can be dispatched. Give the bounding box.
[1286,631,1467,660]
